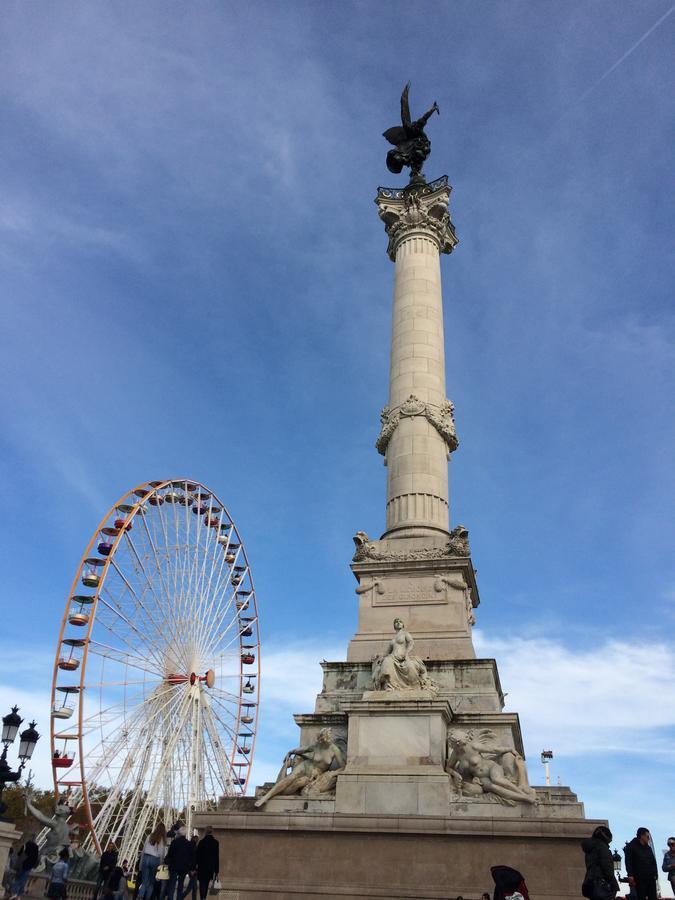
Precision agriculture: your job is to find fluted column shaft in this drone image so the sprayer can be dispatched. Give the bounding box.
[375,179,458,538]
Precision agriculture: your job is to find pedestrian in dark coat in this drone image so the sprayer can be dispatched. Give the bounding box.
[196,828,220,900]
[625,828,658,900]
[164,828,196,900]
[581,825,619,899]
[490,865,530,900]
[94,844,119,900]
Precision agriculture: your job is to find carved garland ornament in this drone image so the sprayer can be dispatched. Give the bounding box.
[376,394,458,457]
[352,525,470,562]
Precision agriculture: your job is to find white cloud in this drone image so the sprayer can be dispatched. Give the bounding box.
[474,630,675,757]
[259,639,344,709]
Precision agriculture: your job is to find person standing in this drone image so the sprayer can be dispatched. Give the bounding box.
[9,833,39,900]
[103,862,127,900]
[581,825,620,899]
[195,827,219,900]
[94,843,118,900]
[47,848,70,899]
[625,827,658,900]
[164,827,196,900]
[138,823,166,900]
[3,846,17,897]
[662,837,675,896]
[179,837,199,900]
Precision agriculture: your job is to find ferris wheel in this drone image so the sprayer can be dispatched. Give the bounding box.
[49,479,260,861]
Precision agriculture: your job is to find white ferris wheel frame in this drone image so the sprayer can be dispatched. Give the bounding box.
[49,479,261,860]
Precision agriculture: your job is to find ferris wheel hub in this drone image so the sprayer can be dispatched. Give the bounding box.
[164,670,215,688]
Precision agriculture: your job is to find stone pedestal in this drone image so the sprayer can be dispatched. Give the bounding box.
[196,809,601,900]
[347,551,478,662]
[0,819,21,886]
[335,695,452,816]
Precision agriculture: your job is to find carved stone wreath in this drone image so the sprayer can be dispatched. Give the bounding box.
[376,394,458,457]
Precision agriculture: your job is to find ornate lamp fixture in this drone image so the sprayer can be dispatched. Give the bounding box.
[0,706,40,815]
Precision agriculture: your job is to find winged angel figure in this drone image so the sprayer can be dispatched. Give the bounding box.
[383,82,439,179]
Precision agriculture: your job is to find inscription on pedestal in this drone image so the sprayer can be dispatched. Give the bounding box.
[372,575,446,607]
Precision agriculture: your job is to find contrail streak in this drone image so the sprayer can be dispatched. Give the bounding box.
[459,4,675,217]
[570,3,675,110]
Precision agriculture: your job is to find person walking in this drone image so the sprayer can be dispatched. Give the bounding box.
[93,843,118,900]
[581,825,619,899]
[179,838,199,900]
[9,833,39,900]
[625,827,658,900]
[662,837,675,897]
[195,827,219,900]
[47,849,70,899]
[103,862,127,900]
[164,827,196,900]
[138,823,166,900]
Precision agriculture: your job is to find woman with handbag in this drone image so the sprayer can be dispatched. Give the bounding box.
[581,825,620,900]
[48,849,70,900]
[138,823,167,900]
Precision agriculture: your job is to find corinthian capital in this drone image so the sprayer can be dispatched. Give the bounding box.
[375,175,458,261]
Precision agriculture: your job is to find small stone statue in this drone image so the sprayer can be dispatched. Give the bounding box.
[254,727,345,808]
[446,729,536,805]
[24,794,71,867]
[371,618,437,693]
[383,82,439,181]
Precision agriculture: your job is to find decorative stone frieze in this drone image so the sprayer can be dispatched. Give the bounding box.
[352,525,470,563]
[375,394,458,457]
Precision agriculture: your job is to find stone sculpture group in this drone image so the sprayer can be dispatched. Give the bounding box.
[255,621,537,809]
[24,793,100,879]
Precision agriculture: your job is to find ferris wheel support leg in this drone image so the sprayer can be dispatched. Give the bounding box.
[186,688,203,835]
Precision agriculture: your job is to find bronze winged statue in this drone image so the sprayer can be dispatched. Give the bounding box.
[383,82,439,181]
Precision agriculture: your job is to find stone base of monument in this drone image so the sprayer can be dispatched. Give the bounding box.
[195,808,599,900]
[0,819,21,887]
[335,694,452,816]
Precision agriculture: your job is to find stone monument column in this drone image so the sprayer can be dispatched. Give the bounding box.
[375,179,458,538]
[347,178,475,663]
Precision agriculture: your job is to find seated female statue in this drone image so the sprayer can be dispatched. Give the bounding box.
[372,618,435,692]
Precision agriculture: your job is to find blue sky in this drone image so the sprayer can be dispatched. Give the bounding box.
[1,0,674,877]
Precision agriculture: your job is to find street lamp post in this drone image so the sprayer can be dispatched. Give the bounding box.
[0,706,40,816]
[540,749,554,786]
[612,850,622,881]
